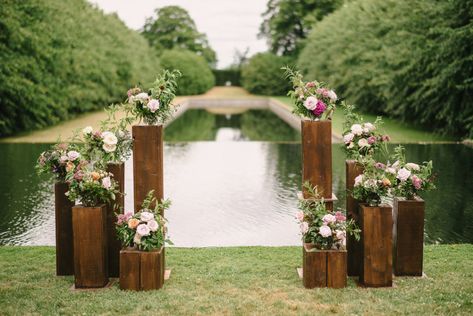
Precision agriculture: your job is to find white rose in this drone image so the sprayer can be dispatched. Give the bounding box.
[386,167,396,174]
[397,168,411,182]
[354,175,363,186]
[364,122,375,131]
[343,133,354,144]
[300,222,309,234]
[135,92,149,102]
[82,126,93,135]
[102,131,118,145]
[136,223,150,236]
[358,138,369,148]
[147,220,159,232]
[351,124,363,136]
[133,233,142,245]
[60,155,68,163]
[303,96,318,110]
[101,176,111,189]
[140,211,154,222]
[392,160,400,169]
[405,163,420,171]
[147,99,160,113]
[322,214,336,224]
[67,151,80,161]
[327,90,337,101]
[319,225,332,238]
[103,143,117,153]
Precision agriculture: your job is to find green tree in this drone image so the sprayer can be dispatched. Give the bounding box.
[160,49,215,95]
[241,52,292,95]
[142,6,217,67]
[259,0,344,56]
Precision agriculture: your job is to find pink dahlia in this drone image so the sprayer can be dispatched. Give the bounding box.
[312,100,326,117]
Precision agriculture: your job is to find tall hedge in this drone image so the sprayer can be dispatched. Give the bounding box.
[160,49,215,95]
[241,52,293,95]
[0,0,160,137]
[298,0,473,138]
[213,69,241,86]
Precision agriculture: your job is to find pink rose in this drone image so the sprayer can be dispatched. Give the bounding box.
[305,82,316,88]
[375,162,386,169]
[296,211,304,221]
[147,220,159,232]
[101,176,112,189]
[368,136,377,144]
[335,211,346,222]
[147,99,160,113]
[322,214,336,224]
[304,96,318,110]
[312,100,326,117]
[382,135,390,142]
[300,222,309,234]
[137,224,150,236]
[319,225,332,238]
[397,168,411,182]
[411,175,422,190]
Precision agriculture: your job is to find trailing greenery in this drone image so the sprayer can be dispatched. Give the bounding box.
[160,50,215,96]
[0,0,160,137]
[297,0,473,138]
[0,245,472,315]
[241,53,293,95]
[212,69,241,86]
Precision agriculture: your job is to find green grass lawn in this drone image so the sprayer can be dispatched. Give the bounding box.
[273,97,457,143]
[1,245,472,315]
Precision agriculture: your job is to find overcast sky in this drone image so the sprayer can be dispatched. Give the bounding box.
[88,0,269,68]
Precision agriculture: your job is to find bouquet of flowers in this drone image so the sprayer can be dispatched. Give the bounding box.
[296,184,360,250]
[116,191,172,251]
[283,67,338,120]
[342,104,390,159]
[36,143,82,182]
[352,158,396,206]
[387,146,435,199]
[80,126,132,164]
[124,69,181,125]
[65,163,118,207]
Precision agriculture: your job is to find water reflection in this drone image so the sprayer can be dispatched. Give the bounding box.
[1,142,472,245]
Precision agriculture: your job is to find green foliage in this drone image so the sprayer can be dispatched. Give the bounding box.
[297,0,473,138]
[160,50,215,95]
[213,69,241,86]
[259,0,344,56]
[241,53,293,95]
[142,6,217,67]
[0,0,160,137]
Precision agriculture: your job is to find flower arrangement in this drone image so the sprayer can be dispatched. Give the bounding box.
[387,146,435,199]
[342,104,390,159]
[352,158,395,206]
[296,184,360,250]
[116,191,172,251]
[36,143,82,182]
[124,69,181,125]
[65,163,118,207]
[283,67,339,120]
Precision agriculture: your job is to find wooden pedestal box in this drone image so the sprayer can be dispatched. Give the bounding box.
[72,205,109,288]
[120,248,165,291]
[360,204,393,287]
[55,182,75,276]
[301,120,332,199]
[345,160,364,276]
[302,243,347,289]
[393,197,424,276]
[132,125,164,213]
[106,162,125,278]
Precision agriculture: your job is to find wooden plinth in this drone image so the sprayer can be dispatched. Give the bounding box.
[120,247,165,291]
[106,162,125,278]
[346,160,364,276]
[302,244,347,289]
[393,197,424,276]
[132,125,164,213]
[55,182,75,276]
[360,204,393,287]
[301,120,332,199]
[72,205,109,288]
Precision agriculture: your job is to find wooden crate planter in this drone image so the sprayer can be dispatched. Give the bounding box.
[302,243,347,289]
[106,162,125,278]
[393,197,424,276]
[55,182,75,276]
[360,204,393,287]
[72,205,109,288]
[301,120,332,199]
[120,247,165,291]
[132,125,164,214]
[345,160,364,276]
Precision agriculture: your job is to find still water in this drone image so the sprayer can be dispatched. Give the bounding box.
[0,110,472,246]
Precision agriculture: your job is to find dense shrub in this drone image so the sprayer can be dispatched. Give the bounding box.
[160,49,215,95]
[298,0,473,138]
[241,53,293,95]
[0,0,160,137]
[213,69,241,86]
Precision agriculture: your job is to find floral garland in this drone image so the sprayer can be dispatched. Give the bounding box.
[283,67,338,120]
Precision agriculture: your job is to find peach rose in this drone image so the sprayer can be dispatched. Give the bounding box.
[128,218,140,229]
[91,172,101,181]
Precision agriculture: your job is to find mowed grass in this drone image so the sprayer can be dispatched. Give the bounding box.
[0,245,472,315]
[272,97,457,143]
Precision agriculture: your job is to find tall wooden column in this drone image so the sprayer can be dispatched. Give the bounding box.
[106,162,125,278]
[360,204,393,287]
[55,182,75,276]
[346,160,364,276]
[301,120,332,199]
[132,125,164,213]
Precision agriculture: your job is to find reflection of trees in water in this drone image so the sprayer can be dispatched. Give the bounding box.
[165,110,217,141]
[0,144,53,244]
[241,110,300,141]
